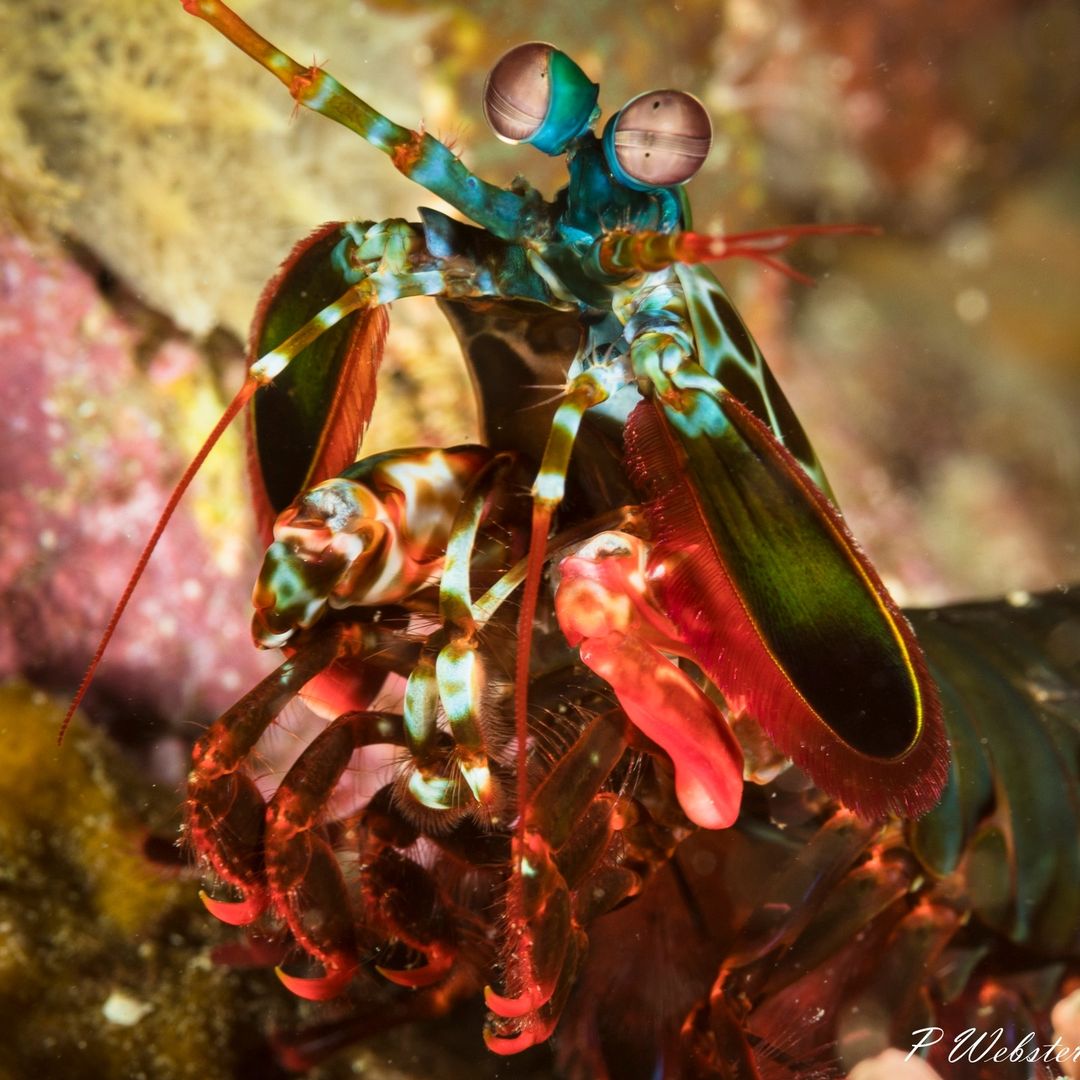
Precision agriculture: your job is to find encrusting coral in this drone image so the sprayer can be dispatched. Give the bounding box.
[0,684,266,1078]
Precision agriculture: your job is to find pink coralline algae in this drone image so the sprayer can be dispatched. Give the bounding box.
[0,234,272,775]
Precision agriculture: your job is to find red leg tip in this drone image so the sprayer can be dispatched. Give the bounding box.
[199,887,266,926]
[376,950,453,988]
[483,1012,558,1055]
[275,962,356,1001]
[484,983,551,1019]
[483,1026,541,1056]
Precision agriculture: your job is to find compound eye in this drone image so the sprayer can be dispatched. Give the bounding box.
[484,42,554,144]
[605,90,712,189]
[484,42,598,155]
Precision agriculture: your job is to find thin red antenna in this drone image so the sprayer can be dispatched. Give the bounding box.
[57,376,259,745]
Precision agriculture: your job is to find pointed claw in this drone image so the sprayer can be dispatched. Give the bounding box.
[484,983,551,1019]
[483,1011,559,1055]
[199,887,266,926]
[275,962,357,1001]
[483,1026,543,1056]
[376,948,453,988]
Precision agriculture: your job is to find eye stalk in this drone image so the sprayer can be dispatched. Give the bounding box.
[483,42,599,156]
[603,90,712,190]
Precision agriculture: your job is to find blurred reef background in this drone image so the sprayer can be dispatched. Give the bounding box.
[0,0,1078,1077]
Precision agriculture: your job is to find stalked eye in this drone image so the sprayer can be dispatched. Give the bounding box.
[603,90,712,190]
[484,43,552,144]
[483,42,599,156]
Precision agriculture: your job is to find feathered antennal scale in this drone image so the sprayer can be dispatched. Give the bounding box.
[246,222,390,545]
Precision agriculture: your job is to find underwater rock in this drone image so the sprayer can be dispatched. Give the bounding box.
[0,233,271,771]
[0,684,279,1079]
